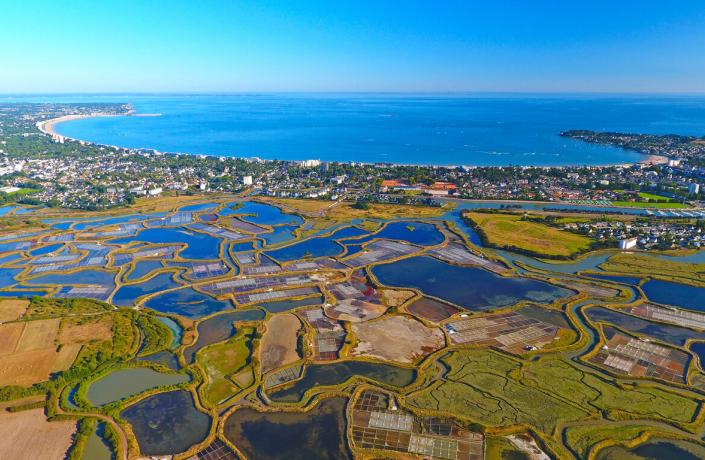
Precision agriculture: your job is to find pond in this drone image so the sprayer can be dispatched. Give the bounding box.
[223,397,351,460]
[344,221,444,247]
[121,390,210,456]
[266,226,367,262]
[516,304,570,328]
[235,202,303,226]
[267,361,415,403]
[111,227,222,260]
[80,422,113,460]
[86,367,189,406]
[28,243,64,256]
[125,260,164,281]
[407,296,460,322]
[184,309,265,363]
[0,268,22,288]
[656,250,705,264]
[112,272,181,306]
[25,269,116,287]
[158,316,183,349]
[257,296,324,313]
[261,225,299,246]
[72,213,165,230]
[585,306,705,346]
[437,209,483,246]
[584,273,643,286]
[690,342,705,371]
[0,289,48,298]
[0,252,24,265]
[373,256,573,311]
[595,437,705,460]
[180,202,218,212]
[495,250,612,275]
[136,351,180,371]
[641,280,705,313]
[144,287,233,319]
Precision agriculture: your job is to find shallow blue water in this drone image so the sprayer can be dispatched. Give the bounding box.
[49,94,705,166]
[235,202,303,226]
[266,226,367,262]
[641,280,705,312]
[126,260,164,281]
[342,221,444,246]
[585,274,643,286]
[111,228,222,260]
[121,390,210,456]
[373,256,573,310]
[112,272,181,306]
[144,287,233,318]
[585,306,705,346]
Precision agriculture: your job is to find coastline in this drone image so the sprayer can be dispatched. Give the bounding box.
[37,112,127,139]
[37,112,668,168]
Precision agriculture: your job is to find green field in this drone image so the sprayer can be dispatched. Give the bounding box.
[407,349,700,437]
[563,423,675,458]
[197,326,255,406]
[600,252,705,287]
[464,211,593,257]
[610,200,689,209]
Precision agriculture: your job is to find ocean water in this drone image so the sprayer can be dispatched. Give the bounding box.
[19,94,705,165]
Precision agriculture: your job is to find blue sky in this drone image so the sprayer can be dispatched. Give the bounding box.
[1,1,704,93]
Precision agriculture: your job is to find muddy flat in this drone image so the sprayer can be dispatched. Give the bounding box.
[352,315,444,363]
[260,313,301,374]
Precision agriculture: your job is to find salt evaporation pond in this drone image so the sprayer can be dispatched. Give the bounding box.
[121,390,210,456]
[373,256,573,311]
[224,397,351,460]
[87,367,189,406]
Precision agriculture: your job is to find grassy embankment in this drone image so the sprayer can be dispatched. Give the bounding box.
[406,349,701,439]
[610,201,689,209]
[196,326,256,407]
[463,211,594,258]
[599,252,705,287]
[259,197,452,236]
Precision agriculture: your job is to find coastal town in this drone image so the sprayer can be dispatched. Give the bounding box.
[1,102,704,253]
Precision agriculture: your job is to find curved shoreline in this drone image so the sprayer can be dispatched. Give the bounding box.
[37,112,128,141]
[39,111,667,167]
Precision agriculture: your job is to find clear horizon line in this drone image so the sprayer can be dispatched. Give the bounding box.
[1,90,705,97]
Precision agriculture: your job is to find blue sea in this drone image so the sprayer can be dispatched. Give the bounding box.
[8,94,705,166]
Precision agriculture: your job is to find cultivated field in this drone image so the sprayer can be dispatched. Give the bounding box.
[0,322,25,354]
[59,315,113,343]
[0,314,116,386]
[352,315,444,363]
[15,318,60,351]
[0,409,76,460]
[464,211,593,257]
[260,313,302,373]
[0,298,28,322]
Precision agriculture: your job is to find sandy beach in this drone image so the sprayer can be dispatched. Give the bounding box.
[37,114,94,137]
[36,108,139,138]
[639,154,669,165]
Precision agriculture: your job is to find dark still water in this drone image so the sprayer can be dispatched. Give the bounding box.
[49,94,705,166]
[121,390,210,456]
[223,397,351,460]
[372,256,573,310]
[641,279,705,312]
